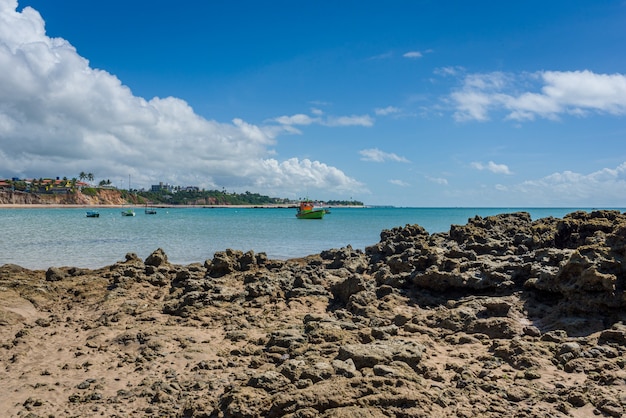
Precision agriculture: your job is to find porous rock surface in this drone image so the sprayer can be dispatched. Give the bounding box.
[1,210,626,417]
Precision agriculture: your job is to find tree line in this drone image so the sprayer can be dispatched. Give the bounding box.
[2,173,364,206]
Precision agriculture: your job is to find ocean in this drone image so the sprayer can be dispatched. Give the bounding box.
[1,206,623,270]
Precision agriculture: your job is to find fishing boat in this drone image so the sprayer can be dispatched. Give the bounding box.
[121,207,135,216]
[86,210,99,218]
[296,200,325,219]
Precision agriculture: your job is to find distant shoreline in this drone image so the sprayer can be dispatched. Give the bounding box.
[0,203,366,209]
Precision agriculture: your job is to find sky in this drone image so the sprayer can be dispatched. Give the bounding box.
[0,0,625,207]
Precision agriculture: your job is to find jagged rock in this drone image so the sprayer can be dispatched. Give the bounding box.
[337,340,424,371]
[145,248,168,267]
[598,324,626,346]
[4,210,626,418]
[45,267,65,281]
[248,370,291,392]
[208,249,242,277]
[330,275,370,305]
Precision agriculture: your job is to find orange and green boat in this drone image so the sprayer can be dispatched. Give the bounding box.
[296,200,325,219]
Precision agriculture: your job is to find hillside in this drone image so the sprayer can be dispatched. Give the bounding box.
[0,189,130,205]
[0,189,362,207]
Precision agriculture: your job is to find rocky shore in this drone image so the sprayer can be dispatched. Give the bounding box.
[1,210,626,417]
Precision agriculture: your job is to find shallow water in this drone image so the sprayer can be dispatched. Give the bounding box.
[1,206,621,269]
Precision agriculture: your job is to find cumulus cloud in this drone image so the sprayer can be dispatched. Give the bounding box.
[510,162,626,206]
[471,161,512,175]
[359,148,410,163]
[0,1,364,197]
[451,70,626,122]
[250,158,365,193]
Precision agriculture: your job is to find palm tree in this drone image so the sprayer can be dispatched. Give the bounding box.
[79,172,86,182]
[87,173,94,183]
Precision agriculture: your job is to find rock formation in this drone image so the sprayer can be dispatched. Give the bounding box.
[1,210,625,417]
[0,189,131,205]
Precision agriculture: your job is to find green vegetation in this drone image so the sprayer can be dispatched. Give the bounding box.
[135,190,364,206]
[79,172,95,183]
[136,189,291,206]
[326,200,364,206]
[81,187,98,196]
[1,174,364,206]
[10,180,28,191]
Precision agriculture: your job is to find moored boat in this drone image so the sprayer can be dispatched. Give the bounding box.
[296,200,325,219]
[121,208,135,216]
[145,204,157,214]
[86,210,99,218]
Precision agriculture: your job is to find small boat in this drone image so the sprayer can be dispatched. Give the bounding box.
[121,208,135,216]
[86,210,100,218]
[296,200,325,219]
[145,204,157,215]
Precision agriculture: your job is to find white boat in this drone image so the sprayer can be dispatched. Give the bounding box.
[121,208,135,216]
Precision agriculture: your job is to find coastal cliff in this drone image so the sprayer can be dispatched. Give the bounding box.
[1,210,626,417]
[0,189,131,205]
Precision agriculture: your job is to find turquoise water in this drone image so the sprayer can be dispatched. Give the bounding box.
[1,207,622,270]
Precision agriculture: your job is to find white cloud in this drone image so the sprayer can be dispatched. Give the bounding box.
[368,51,393,60]
[273,113,373,128]
[0,2,363,197]
[451,70,626,122]
[374,106,400,116]
[389,179,410,187]
[510,162,626,206]
[274,114,318,126]
[403,51,422,59]
[252,158,365,193]
[359,148,410,163]
[471,161,513,175]
[434,66,465,77]
[426,176,448,185]
[324,115,374,127]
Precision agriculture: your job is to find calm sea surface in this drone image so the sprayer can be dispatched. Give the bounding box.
[1,207,623,270]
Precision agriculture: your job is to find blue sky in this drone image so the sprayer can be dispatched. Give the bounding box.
[1,0,625,206]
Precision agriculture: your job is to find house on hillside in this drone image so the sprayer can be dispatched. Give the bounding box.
[151,182,174,193]
[0,177,90,193]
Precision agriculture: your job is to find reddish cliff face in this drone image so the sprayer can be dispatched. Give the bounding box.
[0,189,129,205]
